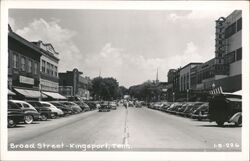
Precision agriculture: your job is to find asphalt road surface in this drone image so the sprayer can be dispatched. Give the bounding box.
[8,105,241,151]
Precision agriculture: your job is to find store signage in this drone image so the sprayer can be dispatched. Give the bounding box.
[19,76,34,85]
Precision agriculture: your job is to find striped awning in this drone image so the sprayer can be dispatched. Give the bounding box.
[209,87,223,95]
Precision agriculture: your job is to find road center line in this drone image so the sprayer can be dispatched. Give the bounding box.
[123,108,129,145]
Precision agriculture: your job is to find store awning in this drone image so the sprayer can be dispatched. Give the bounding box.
[232,90,242,95]
[42,91,66,99]
[226,97,242,102]
[8,89,16,95]
[14,88,47,98]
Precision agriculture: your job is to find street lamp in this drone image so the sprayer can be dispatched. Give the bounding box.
[187,89,189,102]
[172,92,175,102]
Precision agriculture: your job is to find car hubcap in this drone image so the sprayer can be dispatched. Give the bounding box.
[41,115,47,121]
[24,115,33,124]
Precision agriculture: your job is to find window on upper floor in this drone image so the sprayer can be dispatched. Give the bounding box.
[34,62,38,75]
[42,60,46,73]
[28,59,32,73]
[46,62,50,74]
[237,18,242,32]
[225,22,236,39]
[236,48,242,61]
[21,56,26,71]
[55,66,58,77]
[13,53,18,69]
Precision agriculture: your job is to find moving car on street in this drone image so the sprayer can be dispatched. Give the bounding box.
[209,93,242,126]
[110,101,117,110]
[99,101,111,112]
[8,101,24,128]
[9,100,40,124]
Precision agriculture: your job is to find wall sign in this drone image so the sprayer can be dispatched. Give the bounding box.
[19,75,34,85]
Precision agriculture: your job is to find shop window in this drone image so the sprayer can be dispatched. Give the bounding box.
[237,18,242,32]
[28,59,32,73]
[236,48,242,60]
[21,56,26,71]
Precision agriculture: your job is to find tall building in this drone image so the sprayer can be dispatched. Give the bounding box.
[8,25,43,100]
[32,41,65,100]
[205,10,242,92]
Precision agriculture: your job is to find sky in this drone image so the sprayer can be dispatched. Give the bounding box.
[9,9,233,88]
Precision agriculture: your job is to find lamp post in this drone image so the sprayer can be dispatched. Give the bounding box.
[172,92,175,102]
[187,89,189,102]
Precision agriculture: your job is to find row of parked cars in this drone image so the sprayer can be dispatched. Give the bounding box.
[148,92,242,127]
[7,99,100,128]
[148,101,209,121]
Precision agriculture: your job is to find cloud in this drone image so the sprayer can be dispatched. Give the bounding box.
[82,42,210,87]
[14,18,82,71]
[8,17,16,30]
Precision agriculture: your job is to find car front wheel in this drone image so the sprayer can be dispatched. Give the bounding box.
[24,115,34,124]
[235,116,242,126]
[40,114,48,121]
[8,119,16,128]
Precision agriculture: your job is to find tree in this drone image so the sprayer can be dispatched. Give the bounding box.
[91,77,120,100]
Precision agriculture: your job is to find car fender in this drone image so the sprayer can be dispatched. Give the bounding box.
[229,112,242,123]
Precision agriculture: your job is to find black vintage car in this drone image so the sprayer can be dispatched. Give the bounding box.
[26,101,54,120]
[8,101,24,128]
[99,102,111,112]
[209,93,242,126]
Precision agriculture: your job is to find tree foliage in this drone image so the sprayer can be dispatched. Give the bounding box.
[128,81,162,102]
[91,77,127,100]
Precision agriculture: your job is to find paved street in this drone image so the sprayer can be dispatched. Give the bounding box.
[8,105,241,151]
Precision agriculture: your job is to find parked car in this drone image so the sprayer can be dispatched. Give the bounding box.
[9,100,40,124]
[49,101,73,116]
[85,101,97,110]
[74,101,90,111]
[26,101,53,121]
[99,101,111,112]
[184,102,205,118]
[40,101,64,117]
[209,93,242,126]
[8,101,24,127]
[161,102,172,112]
[191,103,209,121]
[166,102,183,114]
[110,101,117,110]
[59,101,82,114]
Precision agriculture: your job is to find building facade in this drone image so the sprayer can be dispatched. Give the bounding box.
[8,25,42,100]
[205,10,242,92]
[33,41,60,92]
[59,68,90,99]
[179,63,202,92]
